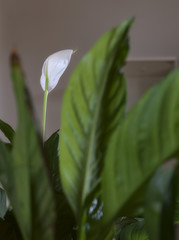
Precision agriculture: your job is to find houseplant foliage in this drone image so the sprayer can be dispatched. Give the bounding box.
[0,17,179,240]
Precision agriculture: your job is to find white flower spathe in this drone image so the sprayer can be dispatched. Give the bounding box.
[40,49,73,93]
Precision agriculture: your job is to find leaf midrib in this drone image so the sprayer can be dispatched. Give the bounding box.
[79,30,126,209]
[80,51,113,210]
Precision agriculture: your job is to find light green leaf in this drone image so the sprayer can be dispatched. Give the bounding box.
[60,18,132,215]
[103,69,179,224]
[60,18,133,238]
[0,119,15,143]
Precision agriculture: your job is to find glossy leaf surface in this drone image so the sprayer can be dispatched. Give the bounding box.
[60,19,133,220]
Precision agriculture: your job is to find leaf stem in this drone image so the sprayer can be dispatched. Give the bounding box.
[42,63,49,143]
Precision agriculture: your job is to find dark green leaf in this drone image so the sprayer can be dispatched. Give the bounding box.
[45,131,77,239]
[145,163,178,240]
[44,130,61,192]
[55,193,77,240]
[118,220,149,240]
[0,218,19,240]
[0,119,15,143]
[0,141,12,194]
[103,69,179,224]
[60,19,133,238]
[174,169,179,223]
[115,217,138,235]
[175,200,179,222]
[0,187,7,219]
[4,210,23,240]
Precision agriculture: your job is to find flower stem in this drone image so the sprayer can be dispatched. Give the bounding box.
[42,89,48,142]
[42,63,49,143]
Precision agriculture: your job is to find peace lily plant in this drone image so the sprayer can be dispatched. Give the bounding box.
[0,18,179,240]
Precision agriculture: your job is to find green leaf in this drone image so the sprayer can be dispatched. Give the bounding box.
[44,130,61,192]
[145,163,178,240]
[0,141,12,193]
[174,169,179,223]
[175,201,179,222]
[115,217,138,235]
[55,194,77,239]
[45,131,77,239]
[0,52,55,240]
[103,69,179,224]
[118,220,149,240]
[0,119,15,143]
[60,18,133,234]
[4,210,23,240]
[0,218,19,240]
[0,187,7,219]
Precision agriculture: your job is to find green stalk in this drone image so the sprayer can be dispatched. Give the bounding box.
[42,63,49,143]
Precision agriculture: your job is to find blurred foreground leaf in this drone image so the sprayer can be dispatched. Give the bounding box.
[0,51,55,240]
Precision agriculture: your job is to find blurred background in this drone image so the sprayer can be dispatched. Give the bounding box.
[0,0,178,139]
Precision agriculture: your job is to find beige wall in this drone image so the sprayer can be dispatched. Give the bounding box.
[1,0,179,138]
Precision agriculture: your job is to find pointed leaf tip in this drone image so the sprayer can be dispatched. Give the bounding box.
[10,48,21,67]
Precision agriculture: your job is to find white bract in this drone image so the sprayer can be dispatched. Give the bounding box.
[40,49,73,93]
